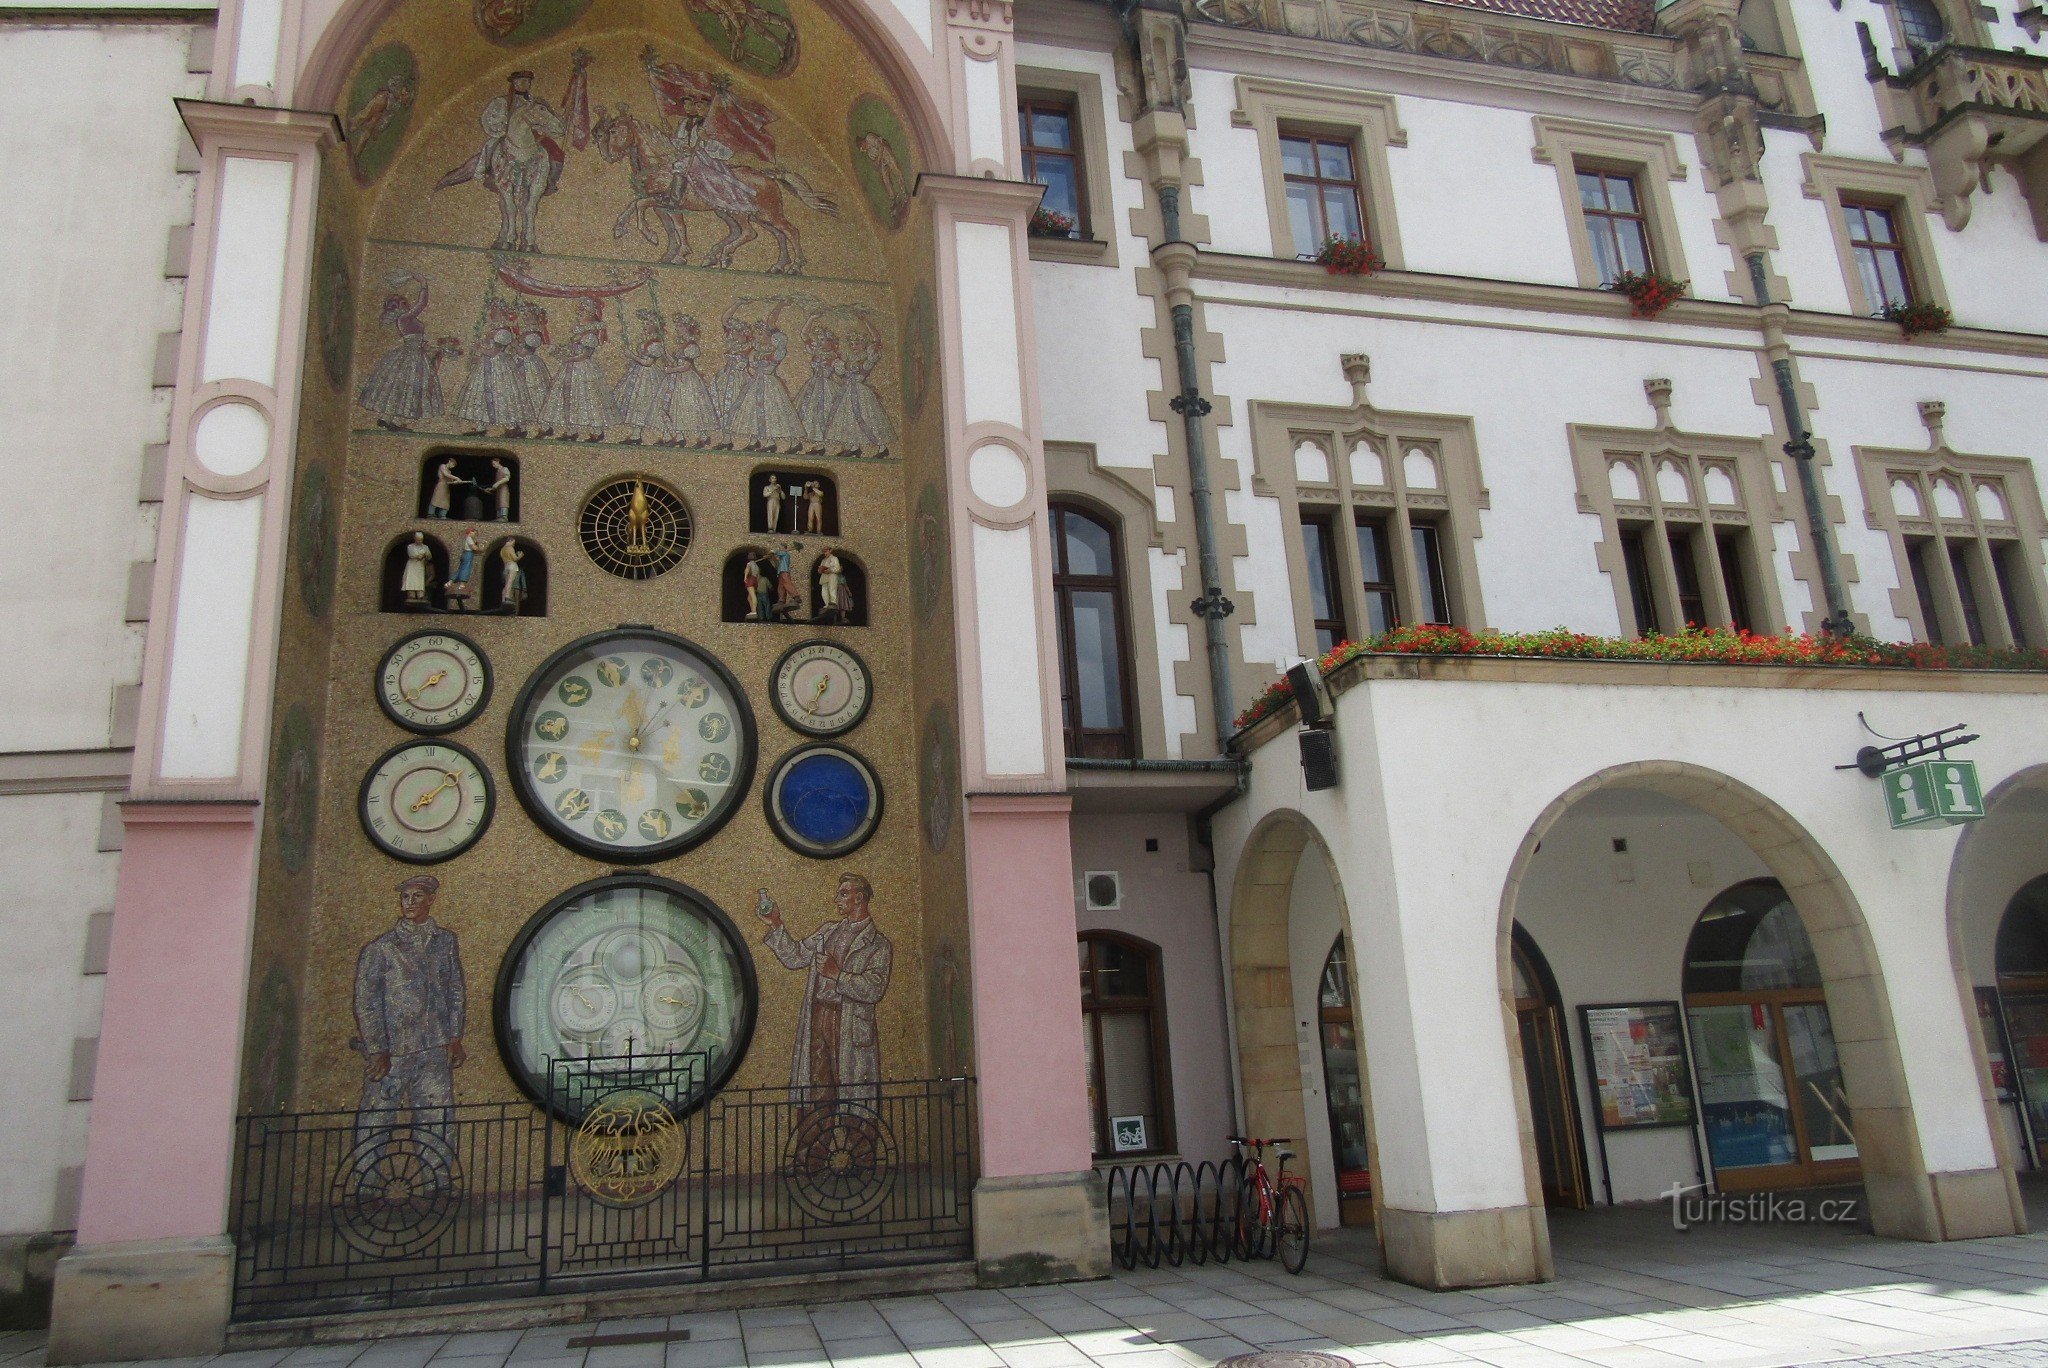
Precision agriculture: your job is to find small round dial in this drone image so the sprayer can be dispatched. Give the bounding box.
[507,629,754,862]
[358,739,494,863]
[771,640,872,738]
[376,631,491,734]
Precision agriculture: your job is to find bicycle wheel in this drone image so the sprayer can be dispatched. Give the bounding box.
[1236,1183,1270,1261]
[1212,1159,1241,1263]
[1277,1184,1310,1274]
[1107,1166,1134,1271]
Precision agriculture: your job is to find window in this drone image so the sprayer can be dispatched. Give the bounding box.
[1049,502,1135,759]
[1843,199,1914,313]
[1354,515,1398,636]
[1859,451,2048,649]
[1318,937,1372,1225]
[1280,130,1366,259]
[1801,155,1948,320]
[1411,522,1451,625]
[1685,880,1860,1192]
[1896,0,1948,54]
[1574,432,1789,638]
[1299,510,1348,653]
[1020,97,1083,240]
[1533,118,1689,293]
[1577,168,1653,285]
[1232,77,1407,270]
[1079,933,1173,1158]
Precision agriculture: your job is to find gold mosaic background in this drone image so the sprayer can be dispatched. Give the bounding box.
[245,0,965,1118]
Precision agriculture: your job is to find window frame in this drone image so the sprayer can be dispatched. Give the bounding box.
[1841,196,1917,314]
[1278,127,1369,260]
[1857,446,2048,649]
[1801,155,1949,319]
[1049,499,1139,760]
[1232,76,1407,271]
[1298,507,1350,653]
[1016,67,1120,267]
[1019,95,1086,241]
[1571,423,1794,638]
[1576,165,1657,286]
[1078,931,1176,1160]
[1532,117,1691,293]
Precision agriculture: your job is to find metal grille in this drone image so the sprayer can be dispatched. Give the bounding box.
[230,1069,975,1320]
[578,477,693,580]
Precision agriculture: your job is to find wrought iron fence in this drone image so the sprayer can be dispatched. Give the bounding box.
[230,1069,975,1320]
[1102,1156,1287,1270]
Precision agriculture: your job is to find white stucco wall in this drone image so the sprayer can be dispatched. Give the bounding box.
[1072,811,1235,1167]
[0,22,199,753]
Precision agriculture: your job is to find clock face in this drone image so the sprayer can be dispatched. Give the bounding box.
[358,739,494,863]
[771,640,872,738]
[496,876,757,1121]
[763,743,883,859]
[508,629,755,862]
[376,630,491,733]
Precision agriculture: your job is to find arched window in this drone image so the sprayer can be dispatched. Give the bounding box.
[1683,880,1859,1191]
[1049,502,1135,759]
[1317,936,1372,1224]
[1078,933,1172,1157]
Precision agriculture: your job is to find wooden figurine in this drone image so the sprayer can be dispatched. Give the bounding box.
[802,479,826,533]
[772,545,803,621]
[742,554,764,620]
[626,479,653,556]
[498,537,527,614]
[485,458,513,522]
[401,532,435,607]
[816,549,853,624]
[444,526,481,610]
[762,475,786,534]
[428,457,463,519]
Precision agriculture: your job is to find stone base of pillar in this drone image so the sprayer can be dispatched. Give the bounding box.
[47,1235,231,1364]
[1378,1203,1551,1290]
[1868,1166,2027,1242]
[972,1171,1110,1286]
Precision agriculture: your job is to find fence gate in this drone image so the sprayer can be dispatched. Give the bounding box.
[230,1065,975,1320]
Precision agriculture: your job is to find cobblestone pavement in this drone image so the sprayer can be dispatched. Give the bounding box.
[12,1196,2048,1368]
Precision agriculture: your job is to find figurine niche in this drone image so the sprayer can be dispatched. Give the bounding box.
[401,532,435,607]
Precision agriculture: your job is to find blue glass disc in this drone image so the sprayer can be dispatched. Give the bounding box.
[778,752,874,846]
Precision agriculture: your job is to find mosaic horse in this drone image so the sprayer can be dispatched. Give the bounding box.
[591,107,838,274]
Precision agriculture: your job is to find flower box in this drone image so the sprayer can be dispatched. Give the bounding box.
[1314,235,1385,277]
[1608,270,1689,319]
[1881,300,1952,337]
[1027,207,1076,239]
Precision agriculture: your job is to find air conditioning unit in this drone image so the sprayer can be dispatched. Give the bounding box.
[1082,870,1122,911]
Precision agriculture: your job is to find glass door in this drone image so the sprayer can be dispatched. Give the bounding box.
[1512,934,1587,1208]
[1318,937,1373,1224]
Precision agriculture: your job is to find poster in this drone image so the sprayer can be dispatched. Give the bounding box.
[1580,1002,1697,1130]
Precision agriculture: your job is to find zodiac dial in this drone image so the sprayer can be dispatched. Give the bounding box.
[358,740,494,863]
[375,630,491,733]
[496,876,758,1122]
[509,629,754,861]
[770,640,872,738]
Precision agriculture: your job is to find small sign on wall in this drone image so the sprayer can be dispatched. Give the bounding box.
[1110,1115,1148,1153]
[1883,759,1986,829]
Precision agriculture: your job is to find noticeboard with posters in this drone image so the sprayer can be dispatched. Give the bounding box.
[1579,1001,1698,1130]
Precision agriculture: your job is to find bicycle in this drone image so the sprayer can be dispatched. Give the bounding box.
[1229,1134,1310,1273]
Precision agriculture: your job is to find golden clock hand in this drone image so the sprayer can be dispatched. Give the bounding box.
[801,676,830,714]
[572,987,597,1010]
[399,669,448,705]
[660,994,688,1007]
[407,773,456,812]
[636,702,673,749]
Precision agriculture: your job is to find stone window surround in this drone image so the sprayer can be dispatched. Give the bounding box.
[1569,423,1792,637]
[1531,116,1692,292]
[1231,75,1408,270]
[1250,394,1490,648]
[1044,442,1173,759]
[1801,154,1951,317]
[1854,443,2048,648]
[1018,65,1120,268]
[1866,0,1992,66]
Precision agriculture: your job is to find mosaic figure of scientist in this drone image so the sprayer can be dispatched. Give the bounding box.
[352,874,466,1142]
[758,874,891,1108]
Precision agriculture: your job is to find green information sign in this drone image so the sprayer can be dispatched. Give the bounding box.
[1883,758,1986,829]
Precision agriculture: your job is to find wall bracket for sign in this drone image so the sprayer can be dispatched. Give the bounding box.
[1837,712,1978,778]
[1575,1001,1708,1209]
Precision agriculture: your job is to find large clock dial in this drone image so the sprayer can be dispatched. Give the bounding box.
[495,875,757,1121]
[358,739,494,863]
[508,629,755,862]
[376,630,491,733]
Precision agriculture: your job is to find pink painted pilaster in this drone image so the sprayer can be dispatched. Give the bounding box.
[965,794,1092,1179]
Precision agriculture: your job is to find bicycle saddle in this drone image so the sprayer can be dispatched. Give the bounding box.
[1277,1149,1297,1162]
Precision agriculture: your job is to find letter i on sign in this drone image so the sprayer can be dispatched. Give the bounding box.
[1889,769,1931,826]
